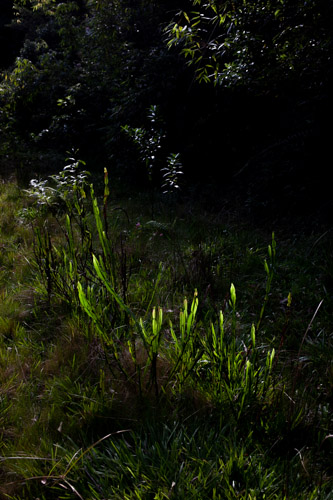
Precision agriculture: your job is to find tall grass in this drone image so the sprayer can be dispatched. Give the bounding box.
[0,166,332,498]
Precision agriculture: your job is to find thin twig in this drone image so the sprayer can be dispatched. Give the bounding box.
[297,299,324,361]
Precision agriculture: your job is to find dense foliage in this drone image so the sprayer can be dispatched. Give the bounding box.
[0,1,184,176]
[166,0,333,91]
[0,0,332,222]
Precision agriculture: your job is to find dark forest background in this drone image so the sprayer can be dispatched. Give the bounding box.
[1,0,332,225]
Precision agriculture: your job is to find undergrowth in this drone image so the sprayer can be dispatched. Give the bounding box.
[0,164,332,499]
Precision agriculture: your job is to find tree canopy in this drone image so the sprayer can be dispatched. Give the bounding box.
[166,0,333,94]
[0,0,332,219]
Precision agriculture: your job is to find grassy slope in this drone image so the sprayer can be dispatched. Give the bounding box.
[0,176,332,499]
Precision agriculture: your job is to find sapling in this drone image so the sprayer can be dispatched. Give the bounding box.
[122,105,183,216]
